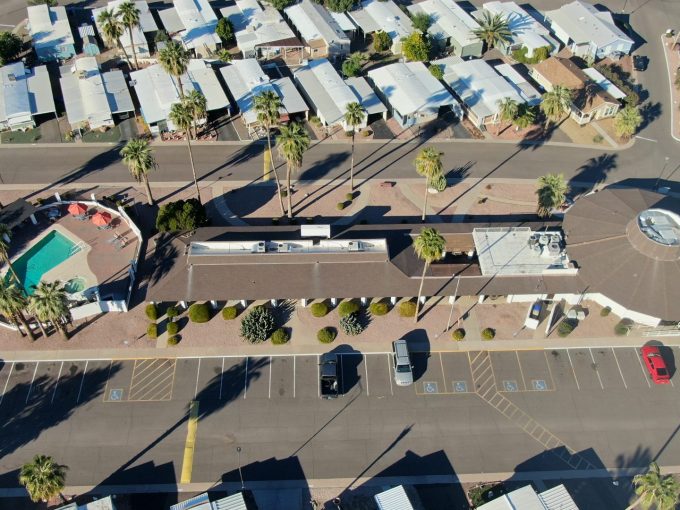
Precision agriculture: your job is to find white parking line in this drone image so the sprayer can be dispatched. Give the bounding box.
[566,350,580,390]
[76,360,88,403]
[219,357,225,400]
[543,351,556,390]
[387,354,393,396]
[317,355,320,398]
[243,357,249,399]
[268,356,272,399]
[364,356,369,396]
[194,358,201,399]
[516,351,527,391]
[51,361,64,403]
[293,355,296,398]
[0,362,14,406]
[612,348,627,389]
[636,350,651,388]
[439,353,446,392]
[589,349,604,390]
[25,363,39,404]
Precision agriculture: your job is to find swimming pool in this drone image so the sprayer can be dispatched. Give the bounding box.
[8,230,81,295]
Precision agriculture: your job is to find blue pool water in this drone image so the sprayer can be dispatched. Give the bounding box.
[8,230,80,295]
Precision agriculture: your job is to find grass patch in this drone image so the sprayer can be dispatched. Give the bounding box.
[1,127,42,144]
[82,125,121,143]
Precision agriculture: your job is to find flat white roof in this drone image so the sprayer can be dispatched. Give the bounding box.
[494,62,541,105]
[407,0,479,46]
[582,67,626,99]
[28,5,75,49]
[131,59,228,125]
[190,239,387,256]
[349,0,413,41]
[433,57,523,120]
[221,0,298,54]
[92,1,158,50]
[220,59,307,125]
[0,62,55,124]
[367,61,457,116]
[374,486,414,510]
[545,0,633,49]
[285,0,349,47]
[483,1,554,51]
[166,0,220,50]
[330,11,356,32]
[477,484,579,510]
[345,76,387,116]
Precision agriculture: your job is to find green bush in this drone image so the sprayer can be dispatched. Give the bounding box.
[345,192,354,201]
[147,322,158,339]
[317,327,337,344]
[615,321,632,336]
[340,313,364,336]
[452,328,465,341]
[600,306,612,317]
[240,306,275,343]
[398,301,417,318]
[373,31,392,52]
[222,306,238,320]
[188,303,211,323]
[431,173,447,192]
[428,64,444,80]
[336,202,346,211]
[0,32,22,66]
[593,134,604,143]
[167,335,180,346]
[557,319,575,338]
[338,300,360,317]
[166,321,179,335]
[369,301,389,316]
[511,45,550,64]
[165,305,179,319]
[145,303,158,321]
[481,328,495,340]
[156,198,209,232]
[215,17,234,44]
[271,328,290,345]
[675,68,680,90]
[310,302,329,318]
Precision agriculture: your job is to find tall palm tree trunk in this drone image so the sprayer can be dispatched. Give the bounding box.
[142,175,154,206]
[17,311,35,340]
[422,176,430,222]
[9,314,25,337]
[350,131,355,191]
[286,164,293,219]
[35,318,48,339]
[56,320,69,341]
[177,76,185,99]
[185,136,201,203]
[117,39,133,71]
[624,495,643,510]
[414,261,429,323]
[3,255,21,289]
[267,131,286,216]
[128,25,139,70]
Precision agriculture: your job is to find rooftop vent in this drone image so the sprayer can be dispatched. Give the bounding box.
[277,242,291,252]
[348,241,363,252]
[254,241,266,253]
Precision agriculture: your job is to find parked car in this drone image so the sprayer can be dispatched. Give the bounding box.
[641,345,670,384]
[392,339,413,386]
[633,55,648,71]
[319,352,339,398]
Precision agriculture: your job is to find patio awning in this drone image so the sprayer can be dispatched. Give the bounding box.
[0,199,38,230]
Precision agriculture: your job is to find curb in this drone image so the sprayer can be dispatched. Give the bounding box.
[661,34,680,143]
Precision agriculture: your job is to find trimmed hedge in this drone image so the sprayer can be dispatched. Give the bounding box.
[369,301,389,316]
[336,202,346,211]
[317,327,337,344]
[188,303,210,323]
[345,192,354,201]
[452,328,465,341]
[338,300,360,318]
[166,321,179,336]
[600,306,612,317]
[147,322,158,339]
[271,328,290,345]
[222,306,238,320]
[167,335,180,346]
[311,302,329,318]
[398,301,417,318]
[166,305,179,319]
[481,328,495,340]
[615,321,632,336]
[145,303,158,321]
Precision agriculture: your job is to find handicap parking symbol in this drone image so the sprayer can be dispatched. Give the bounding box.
[453,381,468,393]
[502,380,518,392]
[109,389,123,401]
[532,379,547,391]
[423,382,438,394]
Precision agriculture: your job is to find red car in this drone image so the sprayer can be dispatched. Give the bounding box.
[641,346,671,384]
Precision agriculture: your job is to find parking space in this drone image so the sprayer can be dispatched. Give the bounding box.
[517,351,554,391]
[0,362,39,409]
[568,349,603,390]
[413,352,446,396]
[52,360,89,405]
[269,356,295,399]
[590,348,626,389]
[244,356,271,399]
[490,351,526,393]
[363,354,392,397]
[103,360,135,402]
[194,357,223,401]
[612,348,650,389]
[26,362,60,405]
[295,355,319,399]
[440,352,473,393]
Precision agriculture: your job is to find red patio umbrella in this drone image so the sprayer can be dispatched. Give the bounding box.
[91,211,112,226]
[67,203,88,215]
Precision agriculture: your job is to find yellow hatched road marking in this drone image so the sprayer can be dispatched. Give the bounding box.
[180,401,200,484]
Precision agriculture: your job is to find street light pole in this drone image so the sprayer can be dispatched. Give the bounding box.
[445,277,461,332]
[236,446,244,491]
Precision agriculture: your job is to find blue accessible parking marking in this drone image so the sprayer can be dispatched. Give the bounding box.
[453,381,468,393]
[532,379,548,391]
[502,380,518,392]
[423,382,439,394]
[109,389,123,401]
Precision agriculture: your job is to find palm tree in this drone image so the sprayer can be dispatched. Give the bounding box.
[513,104,536,131]
[169,101,202,202]
[536,173,569,218]
[540,85,573,129]
[277,122,310,218]
[497,97,519,134]
[253,90,286,216]
[472,10,512,50]
[29,281,70,340]
[120,138,157,205]
[625,462,680,510]
[214,48,232,63]
[159,41,190,98]
[413,228,445,323]
[0,223,21,288]
[0,280,34,340]
[614,105,642,139]
[414,147,444,222]
[185,90,207,139]
[117,1,141,70]
[97,9,132,70]
[344,102,365,191]
[19,455,67,503]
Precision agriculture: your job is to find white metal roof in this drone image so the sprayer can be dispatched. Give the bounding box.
[170,492,248,510]
[582,67,626,99]
[166,0,220,50]
[374,486,414,510]
[131,59,228,125]
[349,0,413,41]
[368,61,457,116]
[221,0,298,55]
[483,1,554,51]
[92,1,158,50]
[27,64,56,116]
[407,0,479,46]
[330,11,356,32]
[545,0,632,49]
[212,493,248,510]
[55,496,116,510]
[158,7,185,33]
[538,485,579,510]
[345,76,387,116]
[284,0,349,47]
[476,484,579,510]
[434,57,522,119]
[494,62,541,105]
[27,5,75,50]
[220,59,307,125]
[0,63,37,124]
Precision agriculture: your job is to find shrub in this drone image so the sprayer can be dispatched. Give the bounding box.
[410,12,432,32]
[345,192,354,201]
[310,302,329,318]
[401,32,430,62]
[336,202,346,211]
[369,301,389,316]
[167,335,180,346]
[317,327,337,344]
[165,305,179,319]
[145,303,158,321]
[431,173,447,192]
[511,45,550,64]
[166,321,179,335]
[452,328,465,341]
[428,64,444,81]
[593,134,604,144]
[309,115,321,126]
[188,303,210,323]
[0,32,22,66]
[155,30,169,43]
[675,68,680,90]
[215,17,234,44]
[600,306,612,317]
[240,306,275,343]
[373,31,392,52]
[361,129,371,137]
[325,0,354,12]
[271,328,290,345]
[557,319,575,338]
[147,322,158,339]
[481,328,495,340]
[222,306,238,320]
[398,301,417,318]
[338,300,360,317]
[156,198,209,232]
[344,130,353,138]
[615,321,632,336]
[340,313,364,336]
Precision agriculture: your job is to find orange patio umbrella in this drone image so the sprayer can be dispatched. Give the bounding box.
[67,203,88,215]
[91,211,112,226]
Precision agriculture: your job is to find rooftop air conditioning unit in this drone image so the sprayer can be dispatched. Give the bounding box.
[277,242,291,252]
[348,241,362,252]
[255,241,266,253]
[7,74,16,82]
[547,242,561,255]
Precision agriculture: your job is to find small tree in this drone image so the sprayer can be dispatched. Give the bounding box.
[215,17,235,44]
[0,32,22,66]
[373,31,392,52]
[625,462,680,510]
[413,228,445,322]
[156,198,209,231]
[472,10,512,50]
[325,0,354,12]
[344,101,365,191]
[19,455,67,503]
[120,138,157,205]
[342,52,365,77]
[496,97,519,134]
[414,147,444,221]
[401,32,430,62]
[513,104,536,131]
[240,306,275,343]
[428,64,444,80]
[410,12,432,33]
[266,0,295,9]
[536,173,569,218]
[614,105,642,139]
[277,122,311,218]
[540,85,573,129]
